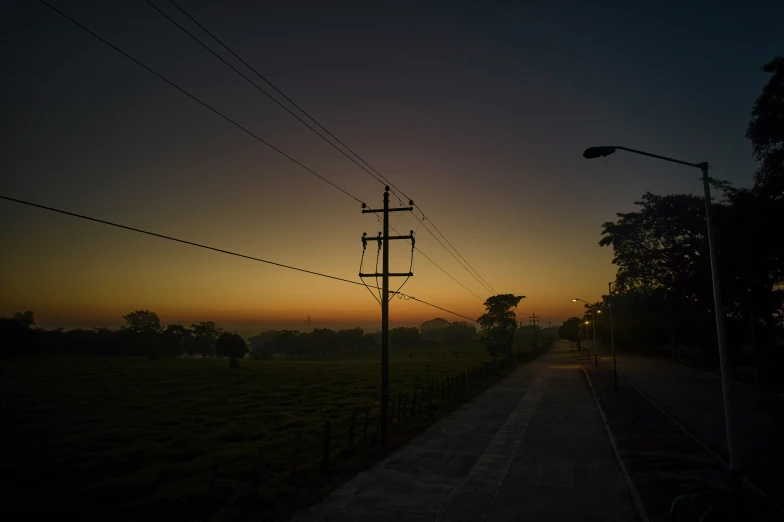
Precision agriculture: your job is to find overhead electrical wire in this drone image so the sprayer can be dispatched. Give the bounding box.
[143,0,391,188]
[155,0,497,297]
[0,195,477,322]
[36,0,364,207]
[36,0,490,303]
[390,224,484,301]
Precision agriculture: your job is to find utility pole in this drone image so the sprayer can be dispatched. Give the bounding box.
[529,313,539,349]
[360,187,413,446]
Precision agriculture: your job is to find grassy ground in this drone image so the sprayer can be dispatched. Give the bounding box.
[1,336,552,522]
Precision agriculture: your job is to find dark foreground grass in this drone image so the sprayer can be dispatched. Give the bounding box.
[1,338,550,521]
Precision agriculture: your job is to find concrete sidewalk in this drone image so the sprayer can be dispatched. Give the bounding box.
[291,341,641,521]
[611,354,784,500]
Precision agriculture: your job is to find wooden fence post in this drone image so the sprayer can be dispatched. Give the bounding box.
[322,421,331,468]
[289,431,300,478]
[428,384,433,417]
[348,407,359,451]
[202,466,219,522]
[390,397,395,426]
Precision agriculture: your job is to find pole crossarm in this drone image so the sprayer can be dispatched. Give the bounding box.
[362,207,413,213]
[360,272,413,277]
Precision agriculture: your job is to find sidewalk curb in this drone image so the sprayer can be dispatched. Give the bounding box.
[614,367,784,519]
[675,363,784,401]
[579,364,650,522]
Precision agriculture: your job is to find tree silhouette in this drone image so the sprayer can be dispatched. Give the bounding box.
[747,55,784,198]
[191,321,222,358]
[478,294,524,355]
[122,310,162,335]
[558,318,582,343]
[122,310,163,359]
[215,332,248,367]
[162,325,192,356]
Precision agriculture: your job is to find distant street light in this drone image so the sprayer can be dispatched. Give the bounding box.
[574,298,597,366]
[583,145,739,486]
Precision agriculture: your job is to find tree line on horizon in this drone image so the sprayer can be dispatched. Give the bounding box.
[0,310,479,361]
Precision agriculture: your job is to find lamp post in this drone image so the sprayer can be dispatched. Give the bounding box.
[583,145,739,485]
[574,298,597,366]
[608,282,617,389]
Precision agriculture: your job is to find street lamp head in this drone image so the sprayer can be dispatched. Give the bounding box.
[585,321,589,324]
[583,146,617,159]
[572,299,577,302]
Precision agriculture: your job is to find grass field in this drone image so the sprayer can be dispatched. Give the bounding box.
[1,334,553,521]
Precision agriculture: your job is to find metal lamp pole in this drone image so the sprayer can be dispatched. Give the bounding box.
[608,281,617,389]
[591,310,596,366]
[583,145,739,482]
[574,298,597,366]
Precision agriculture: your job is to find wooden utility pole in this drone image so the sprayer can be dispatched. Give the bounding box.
[361,187,413,446]
[529,313,539,348]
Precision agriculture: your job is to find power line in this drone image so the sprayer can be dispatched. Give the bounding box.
[389,224,483,301]
[36,0,364,207]
[414,214,495,295]
[406,297,476,323]
[163,0,397,191]
[1,194,477,323]
[37,0,492,303]
[420,216,497,294]
[143,0,391,188]
[159,0,496,297]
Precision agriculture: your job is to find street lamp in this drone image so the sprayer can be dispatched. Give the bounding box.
[583,145,739,486]
[574,298,597,366]
[608,281,617,389]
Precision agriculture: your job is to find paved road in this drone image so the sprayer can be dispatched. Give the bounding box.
[291,340,640,521]
[608,353,784,501]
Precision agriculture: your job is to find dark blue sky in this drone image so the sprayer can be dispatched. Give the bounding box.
[1,0,782,329]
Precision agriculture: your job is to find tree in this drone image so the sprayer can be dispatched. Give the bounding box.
[12,311,35,327]
[0,311,36,357]
[419,318,450,343]
[249,330,278,359]
[335,328,366,352]
[600,192,712,302]
[191,321,222,358]
[215,332,248,367]
[162,325,192,356]
[747,56,784,198]
[122,310,162,335]
[477,294,524,355]
[558,318,582,343]
[309,328,337,356]
[122,310,163,359]
[444,321,478,342]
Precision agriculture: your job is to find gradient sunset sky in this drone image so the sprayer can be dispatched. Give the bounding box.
[2,1,782,332]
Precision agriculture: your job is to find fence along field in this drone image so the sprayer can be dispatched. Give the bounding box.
[1,328,556,522]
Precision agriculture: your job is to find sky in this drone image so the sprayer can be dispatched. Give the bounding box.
[1,1,782,333]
